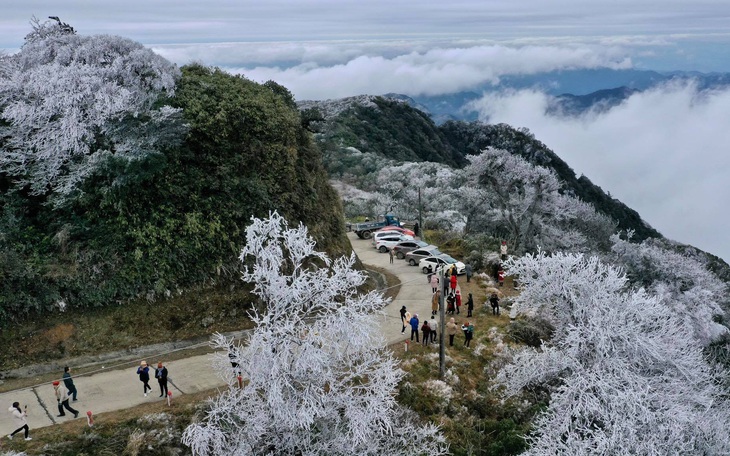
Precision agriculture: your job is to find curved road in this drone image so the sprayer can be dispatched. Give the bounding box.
[0,232,433,435]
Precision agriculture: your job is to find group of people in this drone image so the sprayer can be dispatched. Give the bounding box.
[401,305,476,349]
[136,360,169,398]
[7,361,170,441]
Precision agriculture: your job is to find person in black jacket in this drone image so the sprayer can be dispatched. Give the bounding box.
[62,366,78,401]
[155,361,169,398]
[137,361,152,397]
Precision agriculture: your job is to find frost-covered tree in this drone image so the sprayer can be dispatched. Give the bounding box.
[499,252,730,455]
[611,234,729,345]
[182,212,447,456]
[465,148,615,254]
[0,17,185,201]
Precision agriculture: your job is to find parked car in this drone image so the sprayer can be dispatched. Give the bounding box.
[373,234,415,253]
[370,230,414,246]
[374,225,415,237]
[391,240,431,259]
[419,254,466,275]
[404,246,442,266]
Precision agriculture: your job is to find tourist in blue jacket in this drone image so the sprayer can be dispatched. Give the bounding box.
[409,314,420,343]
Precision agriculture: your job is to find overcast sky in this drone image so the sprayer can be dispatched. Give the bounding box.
[2,1,729,262]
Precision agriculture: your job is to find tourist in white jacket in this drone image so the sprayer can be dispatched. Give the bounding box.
[7,401,31,440]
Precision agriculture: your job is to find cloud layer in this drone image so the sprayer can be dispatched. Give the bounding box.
[468,83,730,262]
[215,44,630,99]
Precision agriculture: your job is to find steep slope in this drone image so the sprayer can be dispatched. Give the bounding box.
[0,65,349,321]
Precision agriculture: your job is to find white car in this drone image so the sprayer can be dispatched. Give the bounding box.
[370,231,414,247]
[373,234,414,253]
[418,254,466,275]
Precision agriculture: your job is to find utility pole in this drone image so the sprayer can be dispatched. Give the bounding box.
[418,187,424,242]
[439,266,446,378]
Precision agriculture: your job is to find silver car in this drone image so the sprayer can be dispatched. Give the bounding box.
[391,240,431,259]
[404,246,441,266]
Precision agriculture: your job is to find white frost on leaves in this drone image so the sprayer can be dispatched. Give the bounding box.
[182,212,447,456]
[0,19,185,201]
[497,251,730,455]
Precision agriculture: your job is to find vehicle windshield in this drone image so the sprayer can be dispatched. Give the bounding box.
[438,254,458,263]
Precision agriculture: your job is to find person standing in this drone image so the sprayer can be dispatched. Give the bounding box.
[500,241,508,261]
[413,221,420,237]
[498,266,505,287]
[490,293,501,315]
[431,289,440,317]
[429,316,438,343]
[137,361,152,397]
[421,320,431,347]
[53,381,79,418]
[62,366,78,402]
[446,318,458,346]
[466,292,474,317]
[7,402,31,441]
[462,321,474,348]
[446,294,455,315]
[389,248,394,264]
[455,289,462,315]
[450,273,457,296]
[409,314,420,343]
[155,361,169,398]
[465,263,473,283]
[400,306,408,334]
[430,273,439,294]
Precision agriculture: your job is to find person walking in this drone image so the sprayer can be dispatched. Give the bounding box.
[465,263,473,283]
[7,402,31,441]
[455,289,462,315]
[446,318,458,346]
[53,381,79,418]
[431,289,440,317]
[466,292,474,317]
[490,293,500,315]
[500,240,508,261]
[498,266,505,287]
[430,273,439,294]
[409,314,420,343]
[400,306,408,334]
[62,366,78,402]
[155,361,169,398]
[421,320,431,347]
[389,248,394,264]
[137,361,152,397]
[429,316,438,343]
[450,272,457,296]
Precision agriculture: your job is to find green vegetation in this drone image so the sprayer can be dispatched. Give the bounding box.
[0,65,348,326]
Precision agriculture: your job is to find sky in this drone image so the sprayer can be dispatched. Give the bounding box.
[2,1,729,262]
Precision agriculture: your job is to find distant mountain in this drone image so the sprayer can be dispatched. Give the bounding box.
[548,86,639,116]
[396,68,730,123]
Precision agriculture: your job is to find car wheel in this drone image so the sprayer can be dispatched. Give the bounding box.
[396,252,405,259]
[409,259,417,266]
[379,246,388,253]
[422,266,431,274]
[362,230,372,239]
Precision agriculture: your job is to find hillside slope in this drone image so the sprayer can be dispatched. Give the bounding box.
[303,95,660,241]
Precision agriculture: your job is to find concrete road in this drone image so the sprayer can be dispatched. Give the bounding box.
[0,231,454,435]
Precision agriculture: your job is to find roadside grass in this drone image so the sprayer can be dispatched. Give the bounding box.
[392,275,538,456]
[0,284,257,374]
